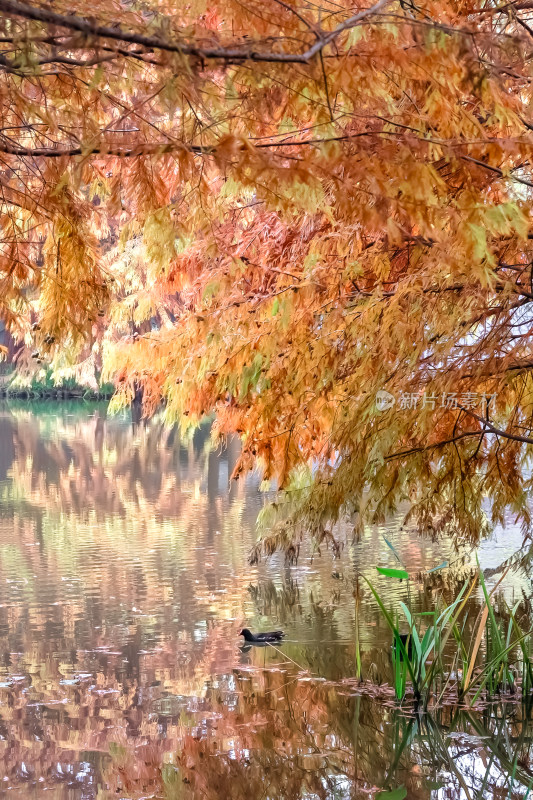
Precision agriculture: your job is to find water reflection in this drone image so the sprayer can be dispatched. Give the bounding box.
[102,670,533,800]
[0,402,530,798]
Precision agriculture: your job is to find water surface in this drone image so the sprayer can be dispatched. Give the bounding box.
[0,402,530,799]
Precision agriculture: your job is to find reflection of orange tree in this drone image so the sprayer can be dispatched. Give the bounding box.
[0,642,531,797]
[0,408,268,726]
[1,407,258,620]
[102,671,533,800]
[7,406,244,518]
[0,627,248,795]
[100,673,402,799]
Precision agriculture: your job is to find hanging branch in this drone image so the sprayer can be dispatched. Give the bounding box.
[0,0,392,63]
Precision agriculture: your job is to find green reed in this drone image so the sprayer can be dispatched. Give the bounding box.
[365,560,533,707]
[366,573,474,704]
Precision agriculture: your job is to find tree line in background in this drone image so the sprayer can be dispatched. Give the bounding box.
[1,0,533,554]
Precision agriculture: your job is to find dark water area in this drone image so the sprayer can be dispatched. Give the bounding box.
[0,402,531,799]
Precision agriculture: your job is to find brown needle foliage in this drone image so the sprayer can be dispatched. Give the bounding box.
[2,1,533,553]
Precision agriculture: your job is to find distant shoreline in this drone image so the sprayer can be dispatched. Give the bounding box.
[0,387,113,400]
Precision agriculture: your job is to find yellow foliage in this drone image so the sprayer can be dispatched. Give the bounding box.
[1,0,533,552]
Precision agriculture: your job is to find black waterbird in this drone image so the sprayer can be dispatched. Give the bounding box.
[240,628,285,643]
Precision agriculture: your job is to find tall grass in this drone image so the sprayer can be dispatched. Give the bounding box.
[366,573,475,705]
[365,558,533,707]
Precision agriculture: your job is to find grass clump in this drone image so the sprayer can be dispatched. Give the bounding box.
[366,549,533,708]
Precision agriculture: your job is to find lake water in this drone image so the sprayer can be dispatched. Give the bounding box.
[0,402,531,799]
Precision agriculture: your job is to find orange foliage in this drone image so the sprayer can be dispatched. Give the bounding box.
[2,0,533,550]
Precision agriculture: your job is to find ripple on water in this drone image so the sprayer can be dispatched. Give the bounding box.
[0,403,528,798]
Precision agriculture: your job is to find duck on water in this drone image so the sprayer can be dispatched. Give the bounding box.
[240,628,285,643]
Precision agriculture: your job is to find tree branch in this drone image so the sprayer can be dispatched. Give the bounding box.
[0,130,390,158]
[0,0,392,64]
[0,51,118,74]
[385,400,533,461]
[456,403,533,444]
[0,139,181,157]
[460,153,533,190]
[385,430,486,460]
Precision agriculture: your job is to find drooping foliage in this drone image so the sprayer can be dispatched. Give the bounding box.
[2,0,533,553]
